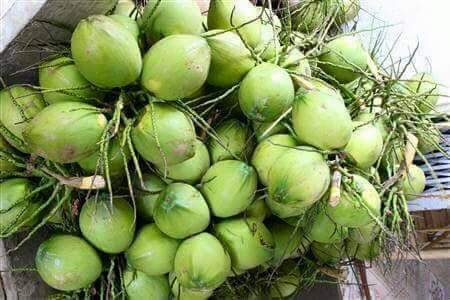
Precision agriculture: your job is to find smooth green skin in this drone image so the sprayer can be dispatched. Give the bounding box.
[239,63,295,122]
[79,196,135,254]
[400,164,426,201]
[201,160,257,218]
[114,0,138,18]
[254,24,280,61]
[251,134,297,186]
[245,197,270,222]
[71,15,142,88]
[23,102,107,163]
[405,73,440,112]
[326,174,381,228]
[123,270,169,300]
[134,173,167,221]
[265,197,308,218]
[418,125,441,154]
[208,0,261,48]
[78,136,130,180]
[344,122,383,170]
[269,260,300,299]
[0,85,45,152]
[157,139,210,184]
[205,30,256,88]
[292,90,352,150]
[109,15,140,40]
[268,148,331,208]
[215,218,274,270]
[39,57,103,104]
[126,224,181,276]
[0,178,38,233]
[153,183,210,239]
[346,240,380,260]
[307,211,348,243]
[311,241,344,265]
[252,120,288,142]
[269,220,310,265]
[141,35,211,100]
[0,135,18,171]
[348,222,380,244]
[354,112,388,141]
[35,235,102,291]
[208,119,254,163]
[279,47,311,78]
[132,103,196,166]
[141,0,203,43]
[319,36,370,83]
[169,273,213,300]
[174,233,231,290]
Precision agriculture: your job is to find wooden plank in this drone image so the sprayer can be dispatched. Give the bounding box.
[0,241,18,299]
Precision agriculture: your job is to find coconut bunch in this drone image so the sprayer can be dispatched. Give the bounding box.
[0,0,447,298]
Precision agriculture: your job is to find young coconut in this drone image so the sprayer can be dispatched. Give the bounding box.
[126,223,181,276]
[319,36,374,83]
[169,272,214,300]
[141,35,211,100]
[0,85,45,152]
[114,0,138,18]
[354,112,389,141]
[0,136,19,172]
[252,120,288,142]
[156,139,210,184]
[258,7,282,32]
[79,196,135,254]
[346,239,380,261]
[109,15,140,41]
[134,173,167,221]
[311,241,345,265]
[39,56,104,104]
[140,0,203,43]
[208,0,262,48]
[405,73,440,113]
[399,164,426,200]
[239,63,295,122]
[174,232,231,290]
[268,147,331,211]
[251,134,297,186]
[23,102,107,163]
[326,174,381,228]
[279,47,312,79]
[71,15,142,88]
[292,89,352,150]
[269,260,301,299]
[307,211,349,243]
[208,119,254,163]
[123,269,170,300]
[348,222,380,244]
[205,30,256,88]
[200,160,257,218]
[153,183,210,239]
[344,121,383,170]
[35,235,102,291]
[418,125,442,154]
[245,196,271,222]
[0,178,40,234]
[265,197,308,218]
[132,103,196,166]
[215,218,274,270]
[254,24,281,61]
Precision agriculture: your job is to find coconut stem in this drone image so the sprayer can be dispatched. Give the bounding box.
[290,74,315,90]
[328,170,342,207]
[41,166,105,190]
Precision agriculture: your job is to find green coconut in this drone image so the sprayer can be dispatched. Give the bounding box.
[215,218,274,270]
[132,103,196,166]
[78,135,130,180]
[348,222,380,244]
[156,139,210,184]
[292,0,330,33]
[400,164,426,200]
[114,0,138,18]
[245,197,271,222]
[311,241,344,265]
[134,173,167,221]
[269,220,310,265]
[23,102,107,163]
[254,24,281,61]
[208,0,262,48]
[141,35,211,100]
[239,63,295,122]
[251,134,297,186]
[268,147,331,210]
[174,232,231,290]
[71,15,142,88]
[126,223,181,276]
[252,120,288,142]
[141,0,203,43]
[208,119,254,163]
[307,211,348,243]
[205,30,256,88]
[123,269,170,300]
[265,197,308,218]
[0,135,19,171]
[346,239,380,260]
[0,85,45,152]
[319,36,372,83]
[292,89,352,150]
[0,178,39,233]
[279,47,312,78]
[79,196,135,254]
[335,0,360,24]
[418,125,441,154]
[109,15,140,40]
[405,73,440,112]
[35,235,102,291]
[38,56,103,104]
[201,160,257,218]
[269,260,301,299]
[344,121,383,169]
[326,174,381,228]
[153,183,210,238]
[169,273,213,300]
[257,7,282,32]
[354,112,389,141]
[381,139,405,169]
